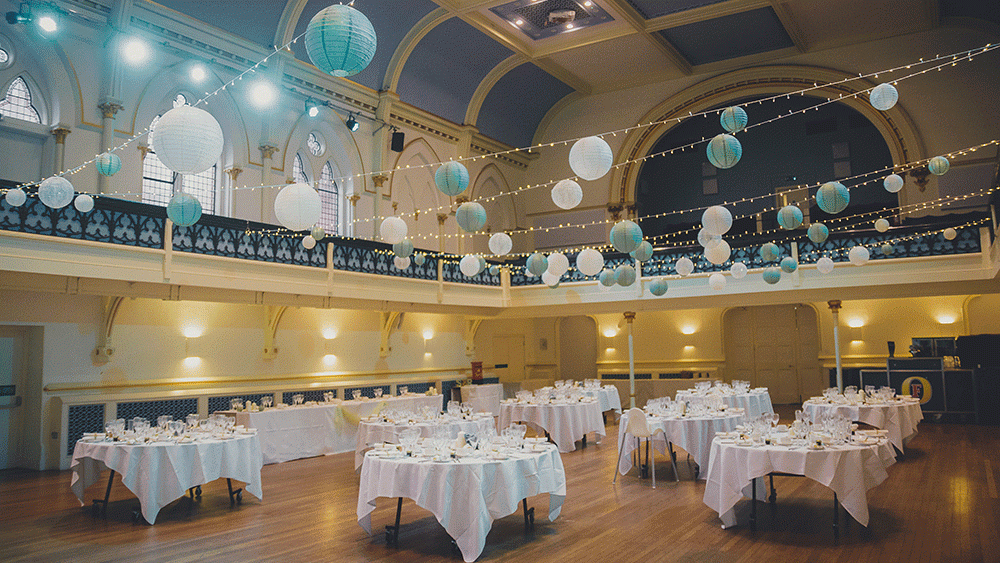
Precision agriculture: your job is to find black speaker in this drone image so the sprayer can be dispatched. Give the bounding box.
[391,131,405,152]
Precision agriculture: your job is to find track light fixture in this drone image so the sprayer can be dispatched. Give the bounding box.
[346,113,359,132]
[5,2,59,33]
[305,97,319,118]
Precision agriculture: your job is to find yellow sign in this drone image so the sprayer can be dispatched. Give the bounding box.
[901,376,932,405]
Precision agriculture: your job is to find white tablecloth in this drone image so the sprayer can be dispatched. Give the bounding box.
[803,399,923,452]
[703,437,896,528]
[459,384,504,417]
[358,444,566,562]
[676,390,774,418]
[588,386,622,414]
[617,412,744,479]
[499,400,605,453]
[355,417,495,469]
[70,434,263,524]
[233,394,444,464]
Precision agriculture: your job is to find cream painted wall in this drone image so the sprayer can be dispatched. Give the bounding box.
[474,317,560,382]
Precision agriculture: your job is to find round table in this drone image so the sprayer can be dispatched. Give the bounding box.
[617,410,744,480]
[355,416,495,468]
[499,400,605,453]
[676,389,774,418]
[802,398,923,452]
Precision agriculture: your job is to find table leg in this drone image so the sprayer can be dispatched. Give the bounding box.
[385,497,403,546]
[226,479,243,505]
[833,492,839,539]
[768,474,776,521]
[522,498,535,532]
[92,470,116,517]
[750,477,757,532]
[582,434,587,448]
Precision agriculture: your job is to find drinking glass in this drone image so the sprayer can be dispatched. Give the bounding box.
[262,396,273,408]
[157,415,172,430]
[352,389,362,401]
[293,393,305,405]
[399,386,408,395]
[374,387,383,399]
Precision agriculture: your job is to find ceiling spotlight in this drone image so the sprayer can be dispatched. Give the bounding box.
[122,37,150,65]
[305,97,319,117]
[346,113,359,132]
[37,14,56,32]
[249,80,277,108]
[190,64,206,83]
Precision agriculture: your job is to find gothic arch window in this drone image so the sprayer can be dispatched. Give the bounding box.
[0,77,41,123]
[292,153,308,183]
[317,161,338,234]
[142,93,217,212]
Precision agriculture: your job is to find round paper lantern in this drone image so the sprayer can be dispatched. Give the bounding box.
[38,177,74,208]
[166,192,202,227]
[704,239,731,265]
[413,253,426,266]
[95,152,122,176]
[274,183,321,231]
[489,232,512,256]
[928,156,950,176]
[74,194,94,213]
[541,271,561,287]
[5,187,26,207]
[869,83,898,111]
[675,256,694,276]
[709,273,726,291]
[609,220,643,253]
[880,243,894,256]
[816,182,849,214]
[943,227,957,241]
[394,256,410,269]
[551,179,583,210]
[762,267,781,285]
[780,256,798,273]
[777,205,803,230]
[477,256,486,273]
[379,216,407,244]
[874,218,890,233]
[720,106,748,133]
[304,4,377,78]
[630,241,653,262]
[576,248,604,276]
[598,268,616,287]
[526,253,548,276]
[489,265,499,276]
[698,228,722,249]
[816,256,835,274]
[848,245,870,266]
[615,264,636,286]
[730,261,748,279]
[456,202,487,232]
[525,269,535,278]
[807,223,829,243]
[434,161,469,196]
[760,242,780,262]
[701,205,733,236]
[150,105,224,175]
[649,278,668,296]
[884,174,904,193]
[302,235,317,249]
[547,252,570,276]
[460,255,480,277]
[706,134,742,169]
[311,226,326,241]
[393,238,414,258]
[569,136,613,181]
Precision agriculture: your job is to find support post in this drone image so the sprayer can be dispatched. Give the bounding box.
[624,311,636,408]
[51,127,71,175]
[829,300,843,392]
[97,102,122,193]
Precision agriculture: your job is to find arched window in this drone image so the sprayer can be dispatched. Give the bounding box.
[142,94,217,212]
[0,77,41,123]
[306,132,324,156]
[0,49,8,64]
[317,161,338,234]
[292,153,308,184]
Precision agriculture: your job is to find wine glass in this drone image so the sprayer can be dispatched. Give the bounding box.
[374,387,383,399]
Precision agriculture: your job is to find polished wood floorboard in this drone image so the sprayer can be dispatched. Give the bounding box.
[2,407,998,562]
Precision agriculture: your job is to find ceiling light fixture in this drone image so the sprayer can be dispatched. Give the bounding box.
[346,113,359,132]
[190,64,206,83]
[122,37,150,65]
[305,97,319,117]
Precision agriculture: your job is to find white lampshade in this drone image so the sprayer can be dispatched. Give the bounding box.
[730,261,748,279]
[883,174,904,193]
[394,256,411,269]
[274,183,321,231]
[73,194,95,213]
[943,227,957,241]
[816,256,835,274]
[708,273,726,291]
[576,248,604,276]
[848,245,870,266]
[569,136,613,181]
[302,235,317,249]
[874,218,890,233]
[38,176,74,208]
[150,105,224,175]
[675,257,694,276]
[701,205,733,236]
[547,252,570,276]
[541,271,561,287]
[698,228,722,249]
[704,240,731,265]
[379,216,407,244]
[5,187,27,207]
[551,179,583,210]
[459,254,480,277]
[488,232,512,256]
[869,83,898,111]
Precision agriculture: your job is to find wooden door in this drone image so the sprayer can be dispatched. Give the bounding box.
[493,335,525,382]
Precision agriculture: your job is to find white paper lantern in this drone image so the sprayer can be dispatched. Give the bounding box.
[708,273,726,291]
[869,83,898,111]
[569,136,613,181]
[542,271,561,287]
[488,232,512,256]
[73,194,94,213]
[38,176,74,208]
[379,216,407,244]
[525,269,535,278]
[816,256,835,274]
[576,248,604,276]
[274,183,321,231]
[5,187,26,207]
[730,262,748,279]
[675,256,694,276]
[874,218,890,233]
[701,205,733,236]
[150,105,224,175]
[551,179,583,210]
[394,256,411,270]
[460,254,480,277]
[704,240,731,265]
[302,235,317,249]
[848,245,870,266]
[547,253,570,276]
[943,227,957,241]
[698,228,722,249]
[884,174,904,193]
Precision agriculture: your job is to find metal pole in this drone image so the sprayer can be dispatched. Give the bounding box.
[829,300,843,391]
[624,312,636,408]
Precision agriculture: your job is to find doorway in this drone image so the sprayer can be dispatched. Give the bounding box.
[559,316,597,382]
[0,327,28,469]
[493,335,525,382]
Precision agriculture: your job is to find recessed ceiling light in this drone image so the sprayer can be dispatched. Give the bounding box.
[190,64,206,83]
[515,19,523,25]
[122,38,150,65]
[566,23,574,29]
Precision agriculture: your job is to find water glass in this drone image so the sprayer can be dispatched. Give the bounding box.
[293,393,305,405]
[352,389,362,401]
[374,387,383,398]
[398,386,408,395]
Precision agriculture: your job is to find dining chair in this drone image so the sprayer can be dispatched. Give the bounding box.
[613,407,676,488]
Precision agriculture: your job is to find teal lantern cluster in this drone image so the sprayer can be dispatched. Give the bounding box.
[456,202,487,232]
[95,152,122,176]
[720,106,748,133]
[706,134,742,169]
[393,238,413,258]
[816,182,849,214]
[649,278,668,296]
[777,205,803,230]
[760,242,780,262]
[615,264,636,286]
[807,223,829,243]
[630,240,653,262]
[780,256,798,273]
[166,192,202,227]
[435,161,469,196]
[304,4,377,78]
[762,267,781,285]
[526,253,548,276]
[609,220,643,253]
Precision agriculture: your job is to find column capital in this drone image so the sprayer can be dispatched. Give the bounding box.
[608,204,623,222]
[437,213,449,225]
[623,311,636,323]
[347,193,361,207]
[137,144,152,162]
[259,145,279,160]
[372,174,389,188]
[98,102,124,119]
[225,167,242,183]
[51,127,71,144]
[827,300,842,311]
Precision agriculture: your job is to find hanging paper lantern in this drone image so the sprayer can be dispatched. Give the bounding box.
[274,183,321,232]
[706,134,742,169]
[551,179,583,210]
[675,256,694,276]
[816,256,835,274]
[525,269,535,277]
[720,106,748,133]
[598,268,616,287]
[884,174,904,193]
[413,253,426,266]
[311,226,326,241]
[708,273,726,291]
[869,83,898,111]
[928,156,950,176]
[874,218,890,233]
[456,202,487,232]
[477,256,486,273]
[576,248,604,276]
[816,182,849,214]
[807,223,829,243]
[166,192,202,227]
[630,240,653,262]
[780,256,798,273]
[547,253,570,276]
[379,216,407,244]
[302,235,317,249]
[38,177,74,208]
[542,271,561,287]
[526,253,548,276]
[760,242,780,262]
[943,227,957,241]
[698,228,722,249]
[489,265,499,276]
[701,205,733,236]
[150,105,224,175]
[609,220,643,253]
[434,161,469,196]
[615,264,636,286]
[649,278,668,296]
[95,152,122,176]
[460,254,480,277]
[393,238,414,258]
[73,194,94,213]
[848,245,870,266]
[393,256,411,269]
[488,232,512,256]
[730,261,748,279]
[762,267,781,285]
[777,205,803,230]
[569,136,613,181]
[304,4,377,78]
[4,187,26,207]
[880,243,894,256]
[704,240,731,265]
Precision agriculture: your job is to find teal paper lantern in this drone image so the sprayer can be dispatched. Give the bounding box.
[598,268,616,287]
[760,242,780,262]
[413,253,426,266]
[456,202,487,232]
[706,134,742,169]
[95,152,122,176]
[477,256,487,274]
[777,205,803,230]
[881,243,894,256]
[609,220,643,253]
[816,182,849,214]
[489,265,500,276]
[720,106,748,133]
[311,226,326,241]
[649,278,668,296]
[780,256,798,273]
[166,192,202,227]
[807,223,829,243]
[630,240,653,262]
[928,156,950,176]
[615,264,636,286]
[393,238,413,258]
[526,253,548,276]
[434,161,469,196]
[304,4,377,78]
[762,267,781,285]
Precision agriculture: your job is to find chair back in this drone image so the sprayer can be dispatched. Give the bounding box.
[624,407,652,438]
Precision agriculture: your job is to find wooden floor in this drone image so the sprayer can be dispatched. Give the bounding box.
[2,407,999,563]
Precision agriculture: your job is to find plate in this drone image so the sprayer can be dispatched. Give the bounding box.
[809,444,824,450]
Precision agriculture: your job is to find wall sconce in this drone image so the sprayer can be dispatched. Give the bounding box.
[846,318,865,328]
[602,327,617,338]
[322,327,338,340]
[936,314,956,325]
[183,356,202,368]
[322,354,336,366]
[181,324,204,338]
[423,330,434,340]
[680,325,697,335]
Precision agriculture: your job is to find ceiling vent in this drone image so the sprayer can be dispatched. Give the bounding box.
[548,9,575,25]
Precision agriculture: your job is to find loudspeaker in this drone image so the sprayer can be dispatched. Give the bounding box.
[391,131,405,152]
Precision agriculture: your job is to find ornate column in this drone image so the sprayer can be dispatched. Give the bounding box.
[437,213,448,253]
[347,193,361,238]
[258,145,279,222]
[225,167,242,213]
[50,127,71,176]
[97,102,123,194]
[828,300,843,392]
[624,311,636,408]
[372,174,389,240]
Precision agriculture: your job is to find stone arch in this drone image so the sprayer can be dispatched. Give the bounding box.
[389,137,458,253]
[0,26,77,126]
[468,163,517,255]
[383,8,451,92]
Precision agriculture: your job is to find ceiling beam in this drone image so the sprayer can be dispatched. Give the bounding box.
[769,1,808,53]
[601,0,693,75]
[643,0,769,31]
